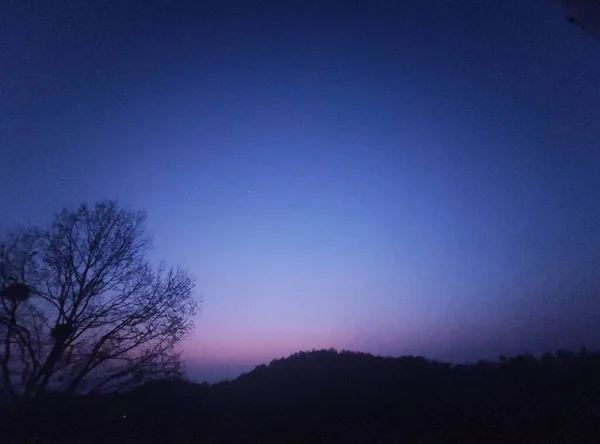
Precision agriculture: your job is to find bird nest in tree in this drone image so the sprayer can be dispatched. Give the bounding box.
[51,323,74,341]
[0,283,32,301]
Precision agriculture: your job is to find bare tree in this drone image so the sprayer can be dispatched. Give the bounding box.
[0,201,198,399]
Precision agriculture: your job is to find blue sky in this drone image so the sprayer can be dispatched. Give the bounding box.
[1,0,599,381]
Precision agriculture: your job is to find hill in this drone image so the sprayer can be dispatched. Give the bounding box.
[3,348,600,443]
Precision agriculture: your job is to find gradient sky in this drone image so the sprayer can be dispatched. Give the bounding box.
[1,0,599,382]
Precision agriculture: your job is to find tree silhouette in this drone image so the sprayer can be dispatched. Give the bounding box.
[0,201,198,399]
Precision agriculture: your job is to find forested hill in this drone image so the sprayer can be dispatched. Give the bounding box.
[4,348,600,443]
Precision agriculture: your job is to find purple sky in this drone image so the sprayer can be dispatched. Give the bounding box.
[1,0,599,382]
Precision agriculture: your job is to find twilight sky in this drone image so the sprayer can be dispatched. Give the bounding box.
[1,0,599,381]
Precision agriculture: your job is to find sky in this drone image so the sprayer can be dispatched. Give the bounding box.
[1,0,599,382]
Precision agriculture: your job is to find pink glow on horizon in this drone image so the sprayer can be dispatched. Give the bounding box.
[181,319,454,367]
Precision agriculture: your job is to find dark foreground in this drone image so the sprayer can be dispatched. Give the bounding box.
[2,349,600,443]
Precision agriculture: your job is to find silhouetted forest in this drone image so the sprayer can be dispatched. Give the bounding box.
[3,348,600,443]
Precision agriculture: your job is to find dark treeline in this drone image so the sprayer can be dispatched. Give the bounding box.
[3,348,600,443]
